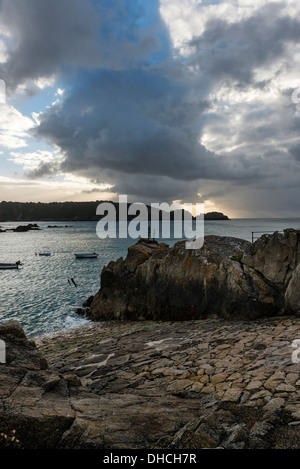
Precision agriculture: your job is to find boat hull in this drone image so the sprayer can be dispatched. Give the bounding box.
[75,253,98,259]
[0,264,19,270]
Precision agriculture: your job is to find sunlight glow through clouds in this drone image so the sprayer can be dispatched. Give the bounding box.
[0,173,112,202]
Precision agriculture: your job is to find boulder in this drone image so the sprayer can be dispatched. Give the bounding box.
[242,229,300,288]
[84,232,293,322]
[285,263,300,313]
[0,321,75,449]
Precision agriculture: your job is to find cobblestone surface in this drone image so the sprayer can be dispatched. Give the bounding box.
[35,316,300,448]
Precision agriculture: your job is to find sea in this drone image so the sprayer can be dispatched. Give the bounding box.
[1,218,300,338]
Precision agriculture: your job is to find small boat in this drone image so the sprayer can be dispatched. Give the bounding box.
[75,253,98,259]
[39,252,51,257]
[0,261,21,270]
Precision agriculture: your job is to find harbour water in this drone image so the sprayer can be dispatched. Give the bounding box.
[1,218,300,337]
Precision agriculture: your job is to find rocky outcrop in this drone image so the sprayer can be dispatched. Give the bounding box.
[0,224,40,233]
[83,230,300,322]
[204,212,229,220]
[285,264,300,314]
[0,321,76,449]
[241,229,300,288]
[13,223,40,232]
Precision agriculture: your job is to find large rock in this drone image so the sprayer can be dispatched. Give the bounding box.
[285,263,300,313]
[242,229,300,288]
[159,406,291,450]
[84,232,297,322]
[0,321,75,449]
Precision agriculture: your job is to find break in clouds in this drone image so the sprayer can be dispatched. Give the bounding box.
[1,0,300,215]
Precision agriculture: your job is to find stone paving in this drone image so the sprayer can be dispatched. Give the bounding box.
[35,316,300,448]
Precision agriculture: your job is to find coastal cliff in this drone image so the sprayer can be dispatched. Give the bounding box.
[81,229,300,322]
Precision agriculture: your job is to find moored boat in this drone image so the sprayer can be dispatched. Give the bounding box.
[74,253,98,259]
[0,261,21,270]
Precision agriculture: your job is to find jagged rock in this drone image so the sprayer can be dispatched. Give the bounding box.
[0,321,75,449]
[285,263,300,313]
[242,229,300,288]
[13,223,40,232]
[0,320,48,371]
[160,404,300,450]
[85,233,297,322]
[163,409,248,449]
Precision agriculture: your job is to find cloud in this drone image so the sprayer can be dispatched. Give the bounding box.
[159,0,300,55]
[0,103,34,148]
[0,0,98,92]
[33,66,267,196]
[9,149,64,177]
[2,0,300,215]
[20,1,298,207]
[289,142,300,161]
[0,0,168,94]
[188,3,300,87]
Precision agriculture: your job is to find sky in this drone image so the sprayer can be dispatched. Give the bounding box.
[1,0,300,217]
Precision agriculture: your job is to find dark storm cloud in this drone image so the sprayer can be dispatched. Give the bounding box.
[33,67,265,190]
[107,174,203,204]
[0,0,165,93]
[189,3,300,86]
[289,142,300,162]
[0,0,100,91]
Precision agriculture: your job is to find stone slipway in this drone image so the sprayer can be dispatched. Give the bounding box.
[1,317,300,449]
[34,316,300,449]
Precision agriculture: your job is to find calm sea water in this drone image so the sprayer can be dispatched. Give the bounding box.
[1,218,300,337]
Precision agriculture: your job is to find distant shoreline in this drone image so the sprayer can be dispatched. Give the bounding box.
[0,201,230,222]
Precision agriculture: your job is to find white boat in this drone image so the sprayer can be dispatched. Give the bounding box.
[0,261,21,270]
[75,253,98,259]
